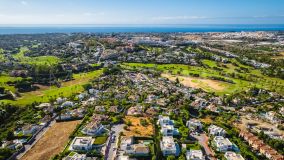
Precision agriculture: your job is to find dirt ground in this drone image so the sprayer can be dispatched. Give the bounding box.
[162,73,226,91]
[21,120,81,160]
[239,116,283,135]
[123,116,154,137]
[272,52,284,59]
[200,116,213,124]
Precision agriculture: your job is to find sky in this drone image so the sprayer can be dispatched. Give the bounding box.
[0,0,284,25]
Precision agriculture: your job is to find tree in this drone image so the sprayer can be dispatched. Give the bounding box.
[167,155,176,160]
[178,155,186,160]
[175,77,180,84]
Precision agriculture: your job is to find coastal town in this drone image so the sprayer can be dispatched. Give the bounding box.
[0,31,283,160]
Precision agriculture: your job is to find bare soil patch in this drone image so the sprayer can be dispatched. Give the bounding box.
[21,120,81,160]
[162,73,226,91]
[123,116,154,137]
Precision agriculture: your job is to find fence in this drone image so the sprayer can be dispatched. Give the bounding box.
[7,115,57,160]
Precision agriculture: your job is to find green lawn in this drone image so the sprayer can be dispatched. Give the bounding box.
[202,59,217,68]
[93,136,108,145]
[0,74,23,92]
[13,47,60,66]
[186,143,201,150]
[0,69,103,106]
[122,62,284,96]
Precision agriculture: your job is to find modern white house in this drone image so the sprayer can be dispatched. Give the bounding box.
[160,136,179,156]
[70,137,94,151]
[120,137,134,151]
[208,125,226,136]
[213,136,233,152]
[81,122,104,136]
[224,151,245,160]
[120,136,149,156]
[186,150,205,160]
[265,111,279,123]
[186,119,203,131]
[22,124,39,135]
[95,106,106,112]
[64,152,87,160]
[61,101,74,108]
[157,115,174,126]
[158,116,179,136]
[127,106,143,116]
[161,124,179,136]
[1,140,23,150]
[125,144,150,156]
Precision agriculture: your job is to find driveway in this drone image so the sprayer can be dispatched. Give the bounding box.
[17,119,56,159]
[105,124,125,160]
[193,133,216,160]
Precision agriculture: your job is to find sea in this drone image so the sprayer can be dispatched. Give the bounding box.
[0,24,284,34]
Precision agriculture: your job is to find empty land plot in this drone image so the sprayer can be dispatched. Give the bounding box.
[162,73,228,92]
[21,120,81,160]
[123,116,154,137]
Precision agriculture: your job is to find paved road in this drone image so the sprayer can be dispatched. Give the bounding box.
[16,120,56,159]
[97,42,105,63]
[193,133,216,160]
[105,124,125,160]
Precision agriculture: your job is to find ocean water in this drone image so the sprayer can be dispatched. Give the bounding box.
[0,24,284,34]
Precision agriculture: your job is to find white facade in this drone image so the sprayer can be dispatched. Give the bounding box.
[81,122,104,136]
[158,115,178,136]
[160,136,178,156]
[70,137,94,151]
[213,136,233,152]
[186,119,203,131]
[22,124,39,135]
[186,150,205,160]
[64,153,87,160]
[158,116,174,126]
[224,152,245,160]
[208,125,226,136]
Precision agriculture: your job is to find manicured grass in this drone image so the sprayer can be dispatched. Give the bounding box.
[0,69,103,106]
[122,62,284,95]
[93,136,108,145]
[0,74,23,92]
[187,143,201,150]
[13,47,60,66]
[202,59,217,68]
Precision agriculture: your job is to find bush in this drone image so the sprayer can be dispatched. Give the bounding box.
[140,119,149,127]
[93,136,108,145]
[0,148,14,160]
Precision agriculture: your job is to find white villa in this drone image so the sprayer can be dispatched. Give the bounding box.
[161,124,179,136]
[157,116,174,126]
[265,111,279,123]
[21,124,39,135]
[186,119,203,131]
[125,144,149,156]
[158,116,179,136]
[70,137,94,151]
[160,136,179,156]
[186,150,205,160]
[213,136,233,152]
[81,122,104,136]
[120,136,149,156]
[64,152,87,160]
[127,106,143,116]
[224,151,245,160]
[208,125,226,136]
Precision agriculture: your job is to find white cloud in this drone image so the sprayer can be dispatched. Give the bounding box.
[83,12,105,16]
[152,16,207,20]
[55,14,65,17]
[21,1,28,6]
